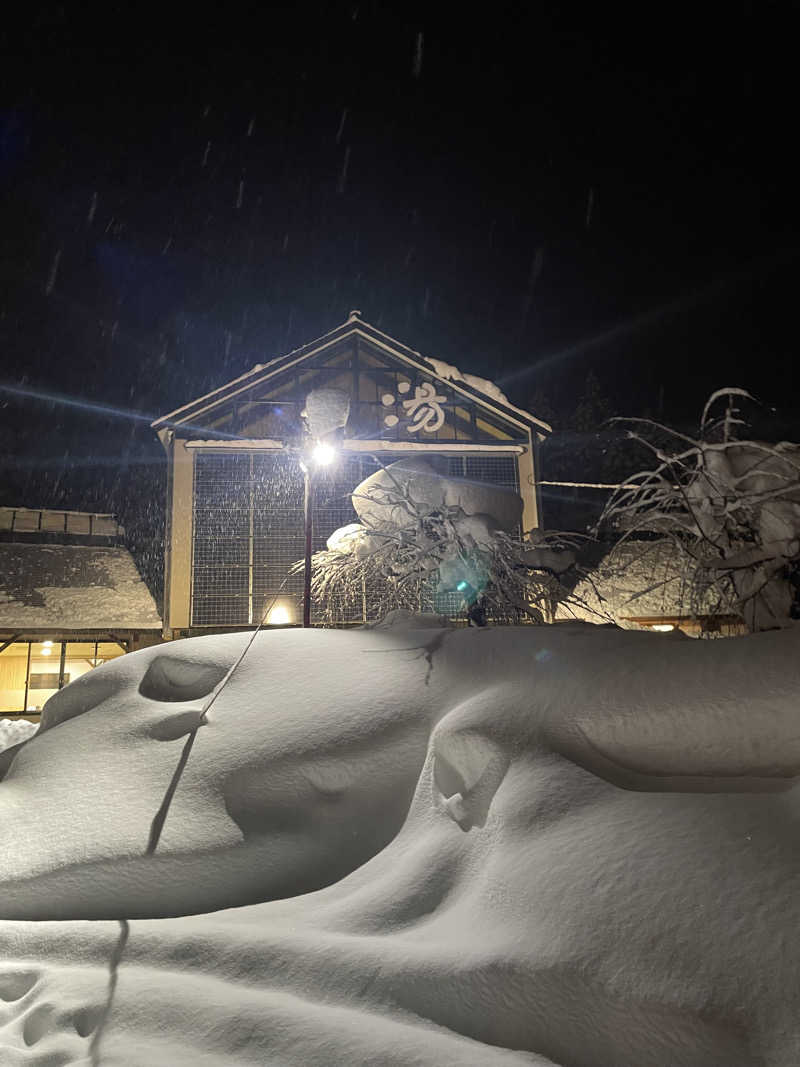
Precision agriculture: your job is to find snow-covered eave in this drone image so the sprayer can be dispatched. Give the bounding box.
[0,624,162,635]
[152,314,551,437]
[181,438,526,454]
[341,440,525,454]
[183,439,285,450]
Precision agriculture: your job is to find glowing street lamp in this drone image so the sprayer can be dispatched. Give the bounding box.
[311,441,336,467]
[302,440,338,628]
[299,387,349,628]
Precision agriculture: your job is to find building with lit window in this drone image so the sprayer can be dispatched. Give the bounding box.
[0,507,162,721]
[152,312,551,637]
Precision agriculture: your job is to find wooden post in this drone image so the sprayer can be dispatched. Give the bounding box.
[22,641,31,714]
[166,438,195,634]
[57,641,67,689]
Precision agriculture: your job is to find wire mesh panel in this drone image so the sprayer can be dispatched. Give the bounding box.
[192,452,382,626]
[251,455,307,624]
[191,449,523,628]
[193,453,306,626]
[192,454,252,625]
[446,454,520,491]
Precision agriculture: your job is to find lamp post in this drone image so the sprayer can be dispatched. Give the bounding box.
[299,387,349,628]
[302,441,336,627]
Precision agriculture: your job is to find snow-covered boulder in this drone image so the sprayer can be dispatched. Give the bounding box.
[325,521,384,558]
[2,624,800,1064]
[353,457,523,533]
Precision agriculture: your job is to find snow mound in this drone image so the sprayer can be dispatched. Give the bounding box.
[364,608,453,630]
[2,624,800,1064]
[0,717,37,754]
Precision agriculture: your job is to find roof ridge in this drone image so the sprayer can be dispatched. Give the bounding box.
[151,313,550,433]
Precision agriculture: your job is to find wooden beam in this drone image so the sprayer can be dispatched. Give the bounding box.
[0,634,21,655]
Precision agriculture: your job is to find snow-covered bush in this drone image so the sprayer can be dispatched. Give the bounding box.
[598,388,800,631]
[304,459,594,625]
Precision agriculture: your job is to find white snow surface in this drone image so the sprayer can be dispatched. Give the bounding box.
[0,717,37,754]
[1,622,800,1064]
[0,543,162,629]
[561,538,723,625]
[424,356,551,430]
[353,456,523,532]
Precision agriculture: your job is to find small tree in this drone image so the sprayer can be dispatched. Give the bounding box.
[597,389,800,631]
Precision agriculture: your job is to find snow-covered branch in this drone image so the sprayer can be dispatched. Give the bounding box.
[299,458,599,626]
[598,389,800,631]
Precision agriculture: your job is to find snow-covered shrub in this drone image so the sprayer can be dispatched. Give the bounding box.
[303,459,595,626]
[598,388,800,631]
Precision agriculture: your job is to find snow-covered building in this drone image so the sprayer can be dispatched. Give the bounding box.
[0,507,162,720]
[152,312,550,636]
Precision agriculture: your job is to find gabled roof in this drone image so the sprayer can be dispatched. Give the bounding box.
[151,311,551,435]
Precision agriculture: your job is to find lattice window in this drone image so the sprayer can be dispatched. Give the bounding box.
[191,450,521,627]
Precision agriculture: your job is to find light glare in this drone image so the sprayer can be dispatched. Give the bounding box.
[268,605,291,626]
[312,442,336,466]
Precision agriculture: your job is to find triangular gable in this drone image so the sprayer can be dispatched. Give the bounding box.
[152,313,550,444]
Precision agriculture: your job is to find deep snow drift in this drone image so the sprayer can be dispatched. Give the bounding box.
[0,717,37,754]
[2,619,800,1065]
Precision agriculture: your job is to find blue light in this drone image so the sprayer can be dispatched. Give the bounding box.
[456,580,470,592]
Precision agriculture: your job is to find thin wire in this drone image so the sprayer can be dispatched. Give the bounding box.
[198,573,295,724]
[146,572,295,857]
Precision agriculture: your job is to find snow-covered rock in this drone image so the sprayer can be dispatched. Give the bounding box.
[352,457,523,532]
[326,521,366,551]
[325,521,384,558]
[2,623,800,1064]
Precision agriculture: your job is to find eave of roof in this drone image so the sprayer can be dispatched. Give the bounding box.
[151,312,551,435]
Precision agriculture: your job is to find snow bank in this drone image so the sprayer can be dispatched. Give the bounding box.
[0,717,37,754]
[2,623,800,1064]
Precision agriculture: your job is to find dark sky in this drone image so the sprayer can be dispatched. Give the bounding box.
[1,2,798,515]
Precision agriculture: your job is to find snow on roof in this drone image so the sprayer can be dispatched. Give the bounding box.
[153,312,550,433]
[562,538,724,626]
[0,543,161,630]
[423,356,551,432]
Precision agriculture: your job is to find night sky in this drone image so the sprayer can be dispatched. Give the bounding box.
[1,3,798,550]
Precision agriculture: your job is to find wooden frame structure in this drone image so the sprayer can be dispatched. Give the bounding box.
[153,313,550,637]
